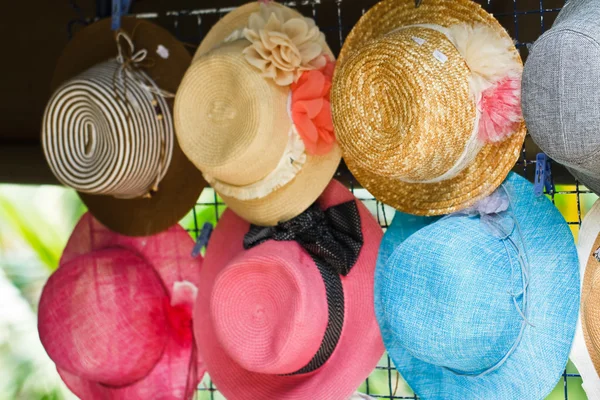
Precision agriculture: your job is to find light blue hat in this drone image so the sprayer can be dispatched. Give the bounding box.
[375,172,579,399]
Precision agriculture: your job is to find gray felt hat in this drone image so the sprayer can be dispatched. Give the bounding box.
[522,0,600,195]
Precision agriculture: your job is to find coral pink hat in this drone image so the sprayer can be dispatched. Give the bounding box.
[194,179,384,400]
[38,213,204,399]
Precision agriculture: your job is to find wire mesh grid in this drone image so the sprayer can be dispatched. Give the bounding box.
[99,0,592,398]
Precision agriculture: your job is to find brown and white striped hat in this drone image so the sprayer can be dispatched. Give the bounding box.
[42,17,204,236]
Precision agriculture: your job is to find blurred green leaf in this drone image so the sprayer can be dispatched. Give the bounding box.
[0,197,59,271]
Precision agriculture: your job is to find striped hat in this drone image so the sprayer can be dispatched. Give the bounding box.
[42,18,205,236]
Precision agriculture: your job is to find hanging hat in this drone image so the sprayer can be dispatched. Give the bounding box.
[522,0,600,196]
[38,213,204,399]
[174,2,342,226]
[194,179,384,400]
[571,199,600,398]
[375,172,579,399]
[331,0,526,216]
[42,18,205,236]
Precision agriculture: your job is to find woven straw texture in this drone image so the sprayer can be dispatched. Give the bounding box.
[579,201,600,391]
[49,17,205,237]
[331,0,526,215]
[573,199,600,399]
[375,173,579,399]
[38,213,204,399]
[194,180,385,400]
[174,2,341,226]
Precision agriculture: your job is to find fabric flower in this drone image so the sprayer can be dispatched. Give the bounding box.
[460,189,514,240]
[477,75,523,143]
[167,281,198,344]
[290,60,336,155]
[463,189,509,217]
[243,3,327,86]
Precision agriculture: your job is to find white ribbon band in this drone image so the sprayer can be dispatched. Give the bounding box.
[202,92,308,201]
[203,124,307,201]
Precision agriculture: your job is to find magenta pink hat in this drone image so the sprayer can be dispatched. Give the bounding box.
[38,213,204,400]
[195,179,384,400]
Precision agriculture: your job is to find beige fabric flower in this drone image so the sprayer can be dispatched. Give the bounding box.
[243,3,327,86]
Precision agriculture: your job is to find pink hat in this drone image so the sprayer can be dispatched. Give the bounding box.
[38,213,204,400]
[195,179,384,400]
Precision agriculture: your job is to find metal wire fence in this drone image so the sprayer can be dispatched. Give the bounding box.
[90,0,591,398]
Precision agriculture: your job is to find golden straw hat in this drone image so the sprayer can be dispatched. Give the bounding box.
[574,200,600,397]
[175,2,341,226]
[331,0,527,215]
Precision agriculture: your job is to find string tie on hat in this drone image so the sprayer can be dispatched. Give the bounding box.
[111,29,174,198]
[243,200,363,373]
[444,185,534,377]
[114,30,175,101]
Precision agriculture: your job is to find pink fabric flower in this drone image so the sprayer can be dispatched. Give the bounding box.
[291,61,336,155]
[168,281,198,345]
[478,75,523,143]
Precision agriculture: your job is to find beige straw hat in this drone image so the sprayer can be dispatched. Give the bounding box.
[331,0,526,215]
[573,200,600,398]
[175,2,341,226]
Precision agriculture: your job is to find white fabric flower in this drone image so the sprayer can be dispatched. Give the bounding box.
[243,3,327,86]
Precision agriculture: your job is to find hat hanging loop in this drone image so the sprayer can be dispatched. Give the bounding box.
[442,184,534,377]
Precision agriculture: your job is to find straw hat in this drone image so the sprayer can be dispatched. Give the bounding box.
[331,0,526,215]
[571,199,600,399]
[523,0,600,196]
[375,173,579,399]
[194,179,384,400]
[38,213,204,399]
[175,2,341,226]
[42,17,205,236]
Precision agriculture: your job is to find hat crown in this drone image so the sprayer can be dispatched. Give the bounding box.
[175,40,290,187]
[209,241,329,375]
[38,248,169,386]
[523,0,600,167]
[333,27,475,182]
[552,0,600,34]
[390,216,524,374]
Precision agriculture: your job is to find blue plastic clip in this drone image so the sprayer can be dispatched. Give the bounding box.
[111,0,132,31]
[191,223,213,258]
[534,153,554,197]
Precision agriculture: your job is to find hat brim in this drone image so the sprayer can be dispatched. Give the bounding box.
[376,173,579,399]
[51,18,205,237]
[571,200,600,398]
[55,213,205,399]
[194,180,384,400]
[217,146,342,226]
[189,2,340,226]
[568,167,600,197]
[334,0,526,216]
[378,212,440,267]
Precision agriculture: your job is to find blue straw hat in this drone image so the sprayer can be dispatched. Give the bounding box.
[379,212,439,266]
[375,172,579,399]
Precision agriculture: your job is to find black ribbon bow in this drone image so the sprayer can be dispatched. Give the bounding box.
[243,200,364,277]
[243,199,364,374]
